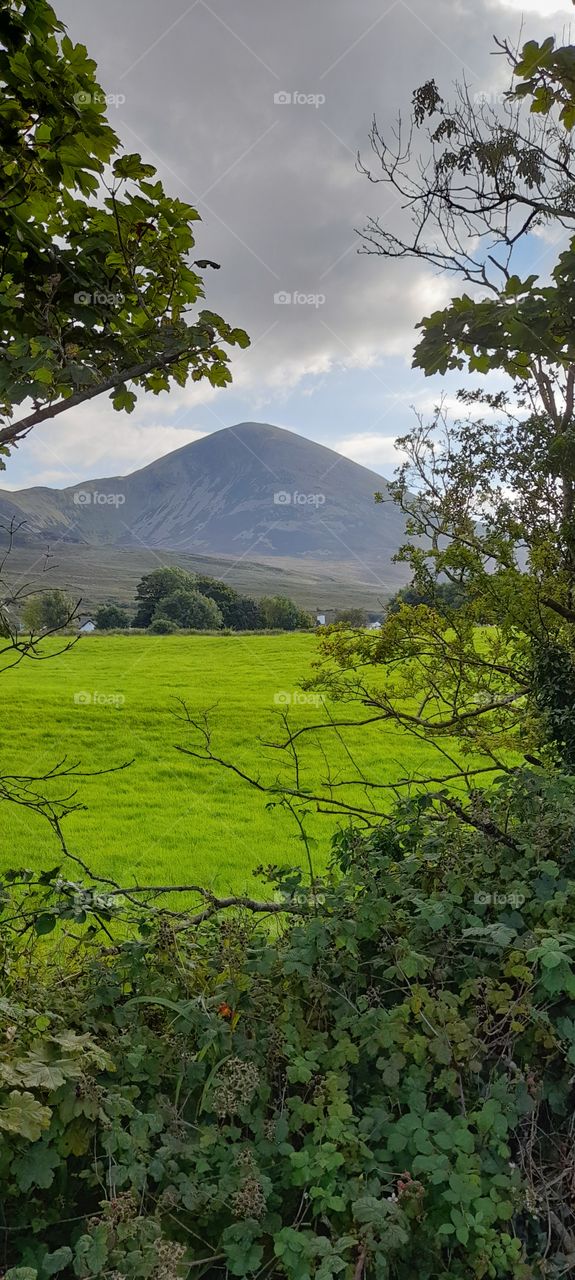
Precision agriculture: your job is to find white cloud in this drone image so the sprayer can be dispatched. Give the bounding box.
[491,0,571,11]
[334,432,407,474]
[11,413,208,488]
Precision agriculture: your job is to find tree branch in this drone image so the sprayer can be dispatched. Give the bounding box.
[0,344,193,448]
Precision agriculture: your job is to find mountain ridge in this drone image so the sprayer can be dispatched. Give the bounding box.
[0,421,406,571]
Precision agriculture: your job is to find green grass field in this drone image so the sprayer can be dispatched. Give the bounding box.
[2,633,451,895]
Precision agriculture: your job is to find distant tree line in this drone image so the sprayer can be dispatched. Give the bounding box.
[15,572,366,635]
[19,577,470,636]
[92,567,314,633]
[385,581,470,615]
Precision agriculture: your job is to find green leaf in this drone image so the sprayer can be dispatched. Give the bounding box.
[0,1091,51,1140]
[34,913,56,936]
[112,153,156,180]
[13,1141,59,1191]
[17,1051,81,1091]
[222,1223,264,1276]
[111,385,137,413]
[74,1226,109,1275]
[42,1249,73,1278]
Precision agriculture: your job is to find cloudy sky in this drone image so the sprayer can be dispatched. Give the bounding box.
[6,0,575,490]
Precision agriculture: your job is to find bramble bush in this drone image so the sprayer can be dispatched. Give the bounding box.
[2,767,575,1279]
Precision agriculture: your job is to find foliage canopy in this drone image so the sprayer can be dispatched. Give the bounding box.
[0,0,248,463]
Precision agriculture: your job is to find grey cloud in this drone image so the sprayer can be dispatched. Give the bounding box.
[40,1,569,469]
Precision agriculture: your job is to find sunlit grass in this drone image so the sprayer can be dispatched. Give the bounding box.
[2,633,472,894]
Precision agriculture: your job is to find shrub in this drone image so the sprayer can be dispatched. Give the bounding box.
[154,588,223,630]
[21,589,75,633]
[333,608,368,627]
[193,577,264,630]
[95,604,130,630]
[133,568,197,627]
[147,616,180,634]
[259,595,314,631]
[2,768,575,1277]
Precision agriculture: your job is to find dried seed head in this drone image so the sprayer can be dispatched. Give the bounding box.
[231,1177,267,1220]
[211,1057,260,1117]
[153,1239,187,1280]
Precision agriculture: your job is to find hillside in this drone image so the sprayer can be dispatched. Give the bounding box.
[0,545,397,615]
[0,423,407,577]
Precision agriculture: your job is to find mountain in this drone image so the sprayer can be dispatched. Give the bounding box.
[0,422,407,575]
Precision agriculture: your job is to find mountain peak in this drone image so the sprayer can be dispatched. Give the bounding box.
[0,423,404,576]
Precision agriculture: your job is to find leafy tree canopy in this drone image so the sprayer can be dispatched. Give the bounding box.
[94,604,129,630]
[0,0,248,464]
[193,575,263,630]
[332,608,368,628]
[297,34,575,793]
[133,568,196,628]
[386,581,469,615]
[21,588,74,633]
[259,595,314,631]
[153,588,223,631]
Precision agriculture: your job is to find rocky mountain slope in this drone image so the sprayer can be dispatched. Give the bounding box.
[0,422,406,573]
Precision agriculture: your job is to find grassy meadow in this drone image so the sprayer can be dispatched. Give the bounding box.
[2,632,454,895]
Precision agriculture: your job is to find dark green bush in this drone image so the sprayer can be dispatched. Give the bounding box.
[94,605,130,631]
[147,616,180,635]
[2,769,575,1278]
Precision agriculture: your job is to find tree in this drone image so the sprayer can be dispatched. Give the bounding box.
[358,41,575,292]
[133,568,196,628]
[300,33,575,784]
[147,616,179,635]
[228,595,264,630]
[358,39,575,603]
[333,608,368,627]
[193,576,263,630]
[386,582,468,615]
[22,588,74,633]
[153,589,223,631]
[181,33,575,812]
[134,568,266,630]
[0,0,248,463]
[94,604,129,630]
[259,595,313,631]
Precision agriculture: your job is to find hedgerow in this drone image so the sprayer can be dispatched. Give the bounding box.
[2,767,575,1279]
